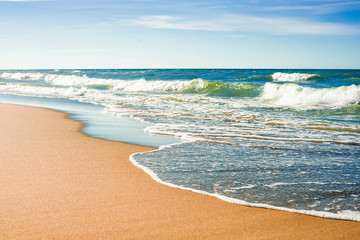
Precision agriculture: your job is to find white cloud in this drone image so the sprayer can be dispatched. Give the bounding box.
[130,14,360,35]
[131,15,233,32]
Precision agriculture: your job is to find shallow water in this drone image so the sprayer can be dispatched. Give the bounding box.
[0,94,178,147]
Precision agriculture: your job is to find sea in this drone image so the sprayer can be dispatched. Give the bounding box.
[0,69,359,221]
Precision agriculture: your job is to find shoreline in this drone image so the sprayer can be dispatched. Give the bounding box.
[130,149,360,222]
[0,103,359,239]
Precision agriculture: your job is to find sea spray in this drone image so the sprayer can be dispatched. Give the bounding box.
[261,82,360,108]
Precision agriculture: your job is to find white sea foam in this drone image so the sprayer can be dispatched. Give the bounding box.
[0,83,88,99]
[112,78,199,92]
[261,83,360,108]
[1,72,44,81]
[234,185,255,189]
[44,74,95,86]
[265,182,298,188]
[42,73,203,92]
[43,73,129,89]
[272,72,319,82]
[1,73,197,96]
[0,83,115,107]
[0,72,251,97]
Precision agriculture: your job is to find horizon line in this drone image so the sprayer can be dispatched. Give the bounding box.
[1,67,359,70]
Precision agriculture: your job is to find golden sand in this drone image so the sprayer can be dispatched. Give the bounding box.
[0,103,359,239]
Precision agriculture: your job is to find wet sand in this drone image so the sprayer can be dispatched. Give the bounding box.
[0,103,359,239]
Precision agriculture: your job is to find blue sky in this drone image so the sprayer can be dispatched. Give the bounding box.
[0,0,359,69]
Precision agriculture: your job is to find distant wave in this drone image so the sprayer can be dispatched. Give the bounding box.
[0,72,192,91]
[1,72,44,81]
[272,72,321,82]
[0,83,88,99]
[1,72,261,97]
[261,82,360,108]
[2,71,359,109]
[44,74,261,97]
[2,81,359,110]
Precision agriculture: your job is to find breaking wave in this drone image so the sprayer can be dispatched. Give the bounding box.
[261,82,360,108]
[1,72,261,97]
[272,72,321,82]
[0,72,44,81]
[183,79,261,97]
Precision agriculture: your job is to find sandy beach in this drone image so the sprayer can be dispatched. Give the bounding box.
[0,103,359,239]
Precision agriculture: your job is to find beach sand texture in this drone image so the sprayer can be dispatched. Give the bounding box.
[0,103,359,239]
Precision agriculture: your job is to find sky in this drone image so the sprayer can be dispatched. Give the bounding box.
[0,0,359,69]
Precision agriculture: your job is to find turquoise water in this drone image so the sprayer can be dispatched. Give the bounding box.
[0,69,359,221]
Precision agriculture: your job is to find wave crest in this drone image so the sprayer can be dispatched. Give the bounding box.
[1,72,44,81]
[1,72,261,97]
[272,72,321,82]
[261,83,360,108]
[184,79,261,97]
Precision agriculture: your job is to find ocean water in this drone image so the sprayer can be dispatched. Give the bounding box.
[0,69,359,221]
